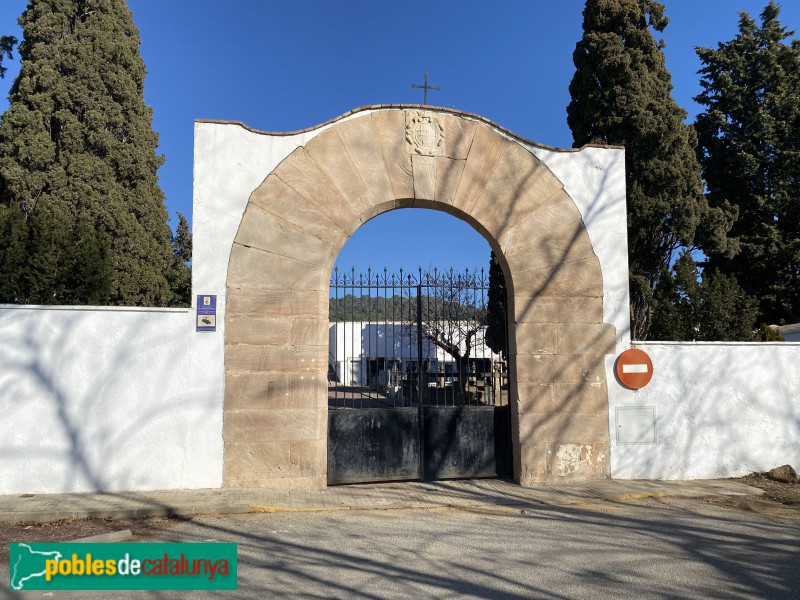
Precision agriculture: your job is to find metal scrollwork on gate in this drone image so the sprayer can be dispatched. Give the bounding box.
[328,266,506,410]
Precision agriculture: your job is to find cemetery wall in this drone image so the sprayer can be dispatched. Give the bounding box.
[0,111,798,494]
[608,342,800,479]
[0,305,222,494]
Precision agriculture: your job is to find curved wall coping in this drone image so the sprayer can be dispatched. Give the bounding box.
[196,104,624,153]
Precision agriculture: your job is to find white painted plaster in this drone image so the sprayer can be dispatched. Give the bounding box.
[530,145,631,351]
[0,305,222,494]
[607,342,800,480]
[192,122,322,309]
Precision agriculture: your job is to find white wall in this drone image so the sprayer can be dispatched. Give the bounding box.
[0,305,222,494]
[608,342,800,480]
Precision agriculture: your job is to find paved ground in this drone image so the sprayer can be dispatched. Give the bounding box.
[2,491,799,599]
[0,478,766,524]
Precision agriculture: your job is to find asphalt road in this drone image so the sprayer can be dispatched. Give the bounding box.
[3,498,799,599]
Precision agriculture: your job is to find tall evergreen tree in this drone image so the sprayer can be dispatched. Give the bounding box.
[567,0,735,340]
[0,36,16,79]
[485,251,508,359]
[650,252,757,341]
[695,1,800,326]
[0,0,189,306]
[168,212,192,306]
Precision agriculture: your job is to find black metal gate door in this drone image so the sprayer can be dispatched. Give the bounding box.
[327,268,511,485]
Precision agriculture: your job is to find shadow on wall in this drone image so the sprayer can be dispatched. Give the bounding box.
[611,343,800,479]
[0,307,216,494]
[478,153,629,479]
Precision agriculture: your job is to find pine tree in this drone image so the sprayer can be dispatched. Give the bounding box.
[0,0,188,306]
[567,0,735,340]
[695,1,800,326]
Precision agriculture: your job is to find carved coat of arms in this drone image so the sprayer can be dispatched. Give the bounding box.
[405,111,445,156]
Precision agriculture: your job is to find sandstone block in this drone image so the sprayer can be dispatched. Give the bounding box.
[440,114,477,160]
[235,204,334,268]
[227,244,328,292]
[412,154,436,201]
[518,442,552,484]
[514,296,604,324]
[337,116,395,206]
[551,381,609,415]
[504,223,595,273]
[514,382,556,413]
[226,316,291,346]
[557,323,616,355]
[554,414,610,444]
[224,371,327,411]
[518,440,609,483]
[249,175,349,248]
[451,124,509,214]
[224,408,324,443]
[306,127,370,215]
[223,441,324,487]
[226,288,327,319]
[515,353,607,385]
[272,148,362,235]
[290,440,326,474]
[518,412,565,442]
[469,144,562,241]
[496,188,583,253]
[371,110,414,200]
[553,442,609,478]
[514,323,557,355]
[225,343,325,374]
[434,157,467,206]
[511,257,603,299]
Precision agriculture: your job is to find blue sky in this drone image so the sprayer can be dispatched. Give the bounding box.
[1,1,798,276]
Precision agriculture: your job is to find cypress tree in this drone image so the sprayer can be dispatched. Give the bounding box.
[0,36,16,79]
[0,0,188,306]
[567,0,735,340]
[168,212,192,306]
[485,251,508,359]
[695,2,800,326]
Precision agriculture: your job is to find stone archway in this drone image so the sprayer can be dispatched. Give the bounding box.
[223,108,615,490]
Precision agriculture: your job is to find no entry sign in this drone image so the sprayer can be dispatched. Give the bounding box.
[615,348,653,390]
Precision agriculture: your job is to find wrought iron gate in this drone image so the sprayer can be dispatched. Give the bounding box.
[328,267,511,484]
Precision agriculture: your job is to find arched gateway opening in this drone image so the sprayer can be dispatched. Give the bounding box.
[223,108,615,490]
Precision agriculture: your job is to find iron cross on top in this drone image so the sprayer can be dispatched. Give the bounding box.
[411,72,440,105]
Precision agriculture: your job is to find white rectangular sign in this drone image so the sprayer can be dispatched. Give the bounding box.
[622,363,649,374]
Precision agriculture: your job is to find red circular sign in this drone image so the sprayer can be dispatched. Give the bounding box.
[615,349,653,390]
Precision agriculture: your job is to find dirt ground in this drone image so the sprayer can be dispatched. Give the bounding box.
[697,472,800,524]
[0,515,184,563]
[1,474,798,564]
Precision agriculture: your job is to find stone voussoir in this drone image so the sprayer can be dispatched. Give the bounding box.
[224,409,325,443]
